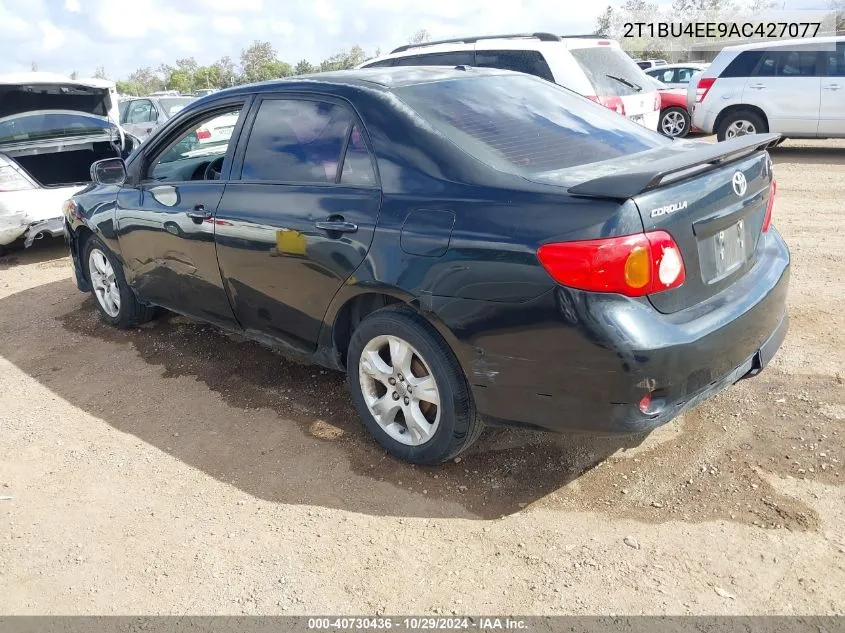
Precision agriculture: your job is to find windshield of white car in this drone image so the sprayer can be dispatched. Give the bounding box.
[159,98,194,117]
[0,112,112,144]
[395,74,668,176]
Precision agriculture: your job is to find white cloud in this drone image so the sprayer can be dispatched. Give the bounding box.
[211,16,244,34]
[39,20,66,52]
[64,0,81,12]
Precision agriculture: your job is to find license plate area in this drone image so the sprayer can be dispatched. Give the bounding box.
[698,218,750,283]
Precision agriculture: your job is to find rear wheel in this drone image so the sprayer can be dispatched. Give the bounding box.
[717,110,767,142]
[659,107,690,138]
[83,235,155,328]
[347,306,483,464]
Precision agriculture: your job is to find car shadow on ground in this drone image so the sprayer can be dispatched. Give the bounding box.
[0,237,67,269]
[0,279,646,520]
[770,145,845,166]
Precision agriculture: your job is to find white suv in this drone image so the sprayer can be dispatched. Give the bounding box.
[359,32,661,131]
[688,36,845,141]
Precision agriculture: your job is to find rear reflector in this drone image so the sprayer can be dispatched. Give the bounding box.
[762,179,776,233]
[536,231,686,297]
[696,77,716,103]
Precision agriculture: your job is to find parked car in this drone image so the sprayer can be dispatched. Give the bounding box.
[0,72,137,254]
[358,32,661,130]
[636,59,668,70]
[643,75,695,138]
[65,67,788,465]
[119,96,195,139]
[645,62,709,88]
[687,37,845,141]
[194,88,219,98]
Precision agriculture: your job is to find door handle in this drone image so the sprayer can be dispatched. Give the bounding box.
[823,83,842,91]
[315,219,358,234]
[749,83,766,90]
[186,204,211,222]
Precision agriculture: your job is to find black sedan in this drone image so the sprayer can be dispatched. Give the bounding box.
[64,67,789,465]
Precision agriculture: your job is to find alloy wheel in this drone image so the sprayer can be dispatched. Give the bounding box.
[660,110,687,137]
[725,119,756,138]
[358,334,441,446]
[88,248,121,318]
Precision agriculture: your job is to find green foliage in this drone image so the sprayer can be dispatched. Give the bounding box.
[113,41,378,95]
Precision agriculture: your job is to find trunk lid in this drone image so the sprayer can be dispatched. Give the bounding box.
[633,150,773,313]
[560,134,779,314]
[0,73,119,147]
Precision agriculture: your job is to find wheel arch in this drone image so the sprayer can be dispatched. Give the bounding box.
[319,285,469,373]
[714,104,769,135]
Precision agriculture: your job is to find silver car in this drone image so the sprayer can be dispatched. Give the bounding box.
[118,96,195,139]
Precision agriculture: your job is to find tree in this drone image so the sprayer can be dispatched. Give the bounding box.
[295,59,316,75]
[69,70,78,80]
[212,56,236,87]
[409,29,430,44]
[319,45,367,72]
[239,40,283,83]
[595,5,614,36]
[829,0,845,33]
[93,65,108,80]
[30,61,39,71]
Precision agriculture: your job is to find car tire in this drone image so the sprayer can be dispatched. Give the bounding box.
[346,306,483,465]
[716,110,768,142]
[659,107,690,138]
[83,235,155,328]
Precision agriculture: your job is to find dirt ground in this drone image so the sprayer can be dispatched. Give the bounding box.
[1,139,843,615]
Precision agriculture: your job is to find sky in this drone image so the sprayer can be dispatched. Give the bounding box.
[0,0,832,80]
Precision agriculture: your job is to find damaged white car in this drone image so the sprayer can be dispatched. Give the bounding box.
[0,73,138,254]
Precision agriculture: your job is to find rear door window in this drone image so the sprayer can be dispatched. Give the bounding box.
[752,50,820,77]
[825,43,845,77]
[126,99,156,124]
[240,99,355,184]
[395,74,666,176]
[569,46,648,97]
[475,50,555,82]
[393,51,474,66]
[721,51,763,77]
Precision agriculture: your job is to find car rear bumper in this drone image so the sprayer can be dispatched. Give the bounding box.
[435,228,790,434]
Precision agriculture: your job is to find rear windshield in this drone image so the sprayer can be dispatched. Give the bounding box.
[394,74,666,176]
[570,46,649,97]
[158,97,194,116]
[0,112,111,144]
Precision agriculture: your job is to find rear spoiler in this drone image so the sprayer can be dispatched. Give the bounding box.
[568,133,781,200]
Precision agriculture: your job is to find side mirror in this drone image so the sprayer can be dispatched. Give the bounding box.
[90,158,127,186]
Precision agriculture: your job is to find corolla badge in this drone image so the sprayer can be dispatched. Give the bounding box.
[650,200,688,217]
[732,171,747,196]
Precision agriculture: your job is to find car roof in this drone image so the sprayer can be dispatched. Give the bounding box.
[359,33,621,66]
[721,35,844,52]
[645,62,708,70]
[210,66,514,97]
[0,72,114,90]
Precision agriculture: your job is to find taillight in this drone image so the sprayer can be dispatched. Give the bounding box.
[600,96,626,116]
[584,95,600,103]
[536,230,686,297]
[762,179,776,233]
[654,92,661,110]
[597,40,611,45]
[696,77,716,103]
[196,128,211,140]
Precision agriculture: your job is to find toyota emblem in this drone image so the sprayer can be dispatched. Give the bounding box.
[732,171,747,196]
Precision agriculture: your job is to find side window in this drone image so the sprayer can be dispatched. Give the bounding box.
[657,68,676,83]
[147,108,242,181]
[825,43,845,77]
[752,50,819,77]
[721,51,763,78]
[475,50,555,82]
[126,100,154,124]
[340,125,376,186]
[394,51,474,66]
[240,99,353,184]
[675,68,694,83]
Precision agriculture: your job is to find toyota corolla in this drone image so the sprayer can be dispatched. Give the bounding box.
[63,67,789,465]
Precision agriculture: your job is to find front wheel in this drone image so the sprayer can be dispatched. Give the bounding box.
[659,107,690,138]
[83,235,155,328]
[347,306,483,464]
